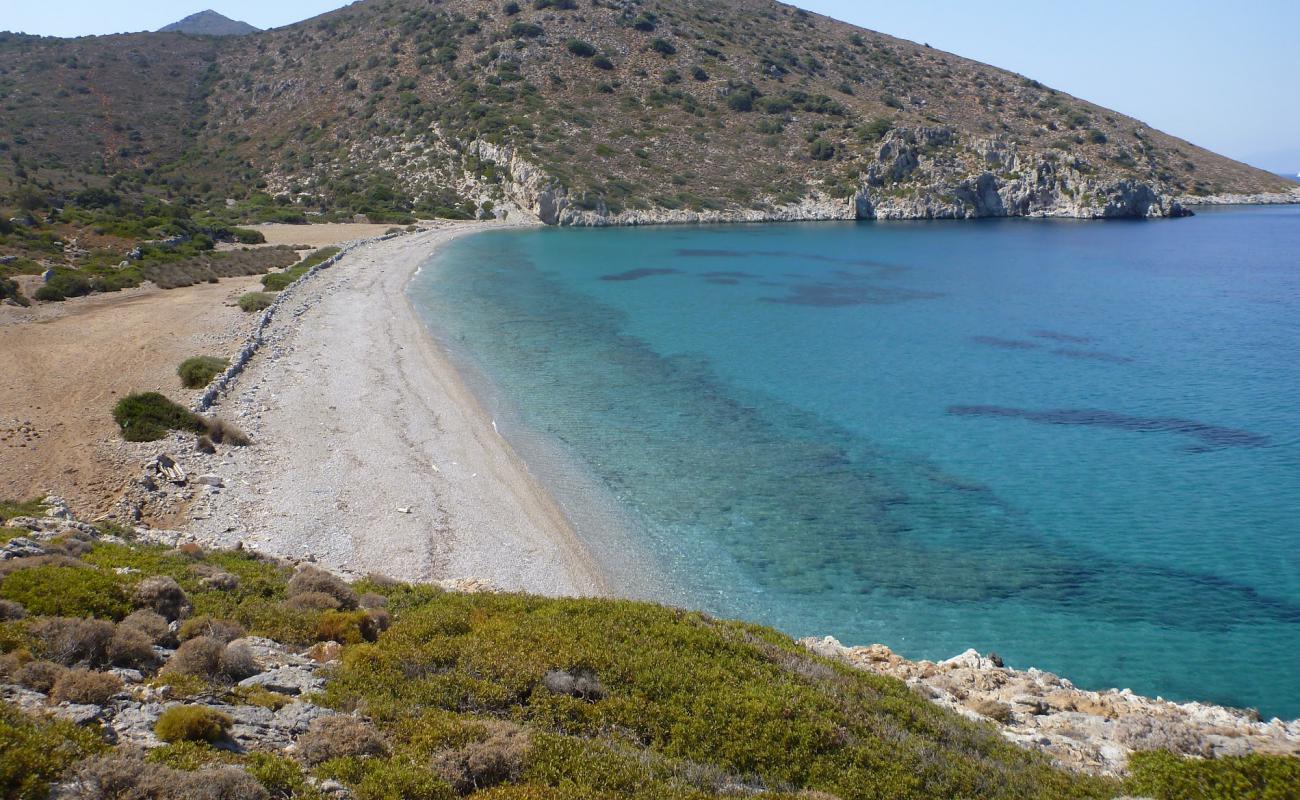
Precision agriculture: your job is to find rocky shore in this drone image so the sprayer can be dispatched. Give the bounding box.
[802,636,1300,776]
[1178,187,1300,206]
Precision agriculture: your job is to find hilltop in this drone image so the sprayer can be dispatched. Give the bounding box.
[158,11,259,37]
[0,0,1293,231]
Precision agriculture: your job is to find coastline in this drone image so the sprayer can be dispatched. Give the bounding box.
[184,222,607,596]
[159,218,1300,775]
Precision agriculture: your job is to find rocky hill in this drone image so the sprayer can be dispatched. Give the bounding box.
[158,11,259,37]
[0,0,1294,230]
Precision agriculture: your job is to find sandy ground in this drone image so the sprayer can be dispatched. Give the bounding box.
[0,276,264,518]
[0,222,409,519]
[244,222,400,249]
[186,223,606,596]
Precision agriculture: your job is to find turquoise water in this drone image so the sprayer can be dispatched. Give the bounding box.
[409,206,1300,718]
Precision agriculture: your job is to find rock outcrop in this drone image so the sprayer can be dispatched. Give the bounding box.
[802,636,1300,776]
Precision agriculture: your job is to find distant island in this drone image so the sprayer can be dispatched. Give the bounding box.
[157,9,258,36]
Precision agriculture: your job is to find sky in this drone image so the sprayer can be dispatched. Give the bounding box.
[4,1,1297,173]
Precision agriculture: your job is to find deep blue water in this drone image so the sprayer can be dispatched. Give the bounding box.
[409,206,1300,718]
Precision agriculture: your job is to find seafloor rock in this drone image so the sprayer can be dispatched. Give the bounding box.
[801,636,1300,775]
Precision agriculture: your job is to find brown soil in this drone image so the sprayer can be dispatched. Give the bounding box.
[0,276,262,519]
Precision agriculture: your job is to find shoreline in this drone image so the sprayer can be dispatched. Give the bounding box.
[184,222,607,596]
[161,219,1300,770]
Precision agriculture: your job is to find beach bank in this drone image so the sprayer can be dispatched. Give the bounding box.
[185,222,606,595]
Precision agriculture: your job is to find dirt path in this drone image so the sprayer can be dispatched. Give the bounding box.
[0,277,263,518]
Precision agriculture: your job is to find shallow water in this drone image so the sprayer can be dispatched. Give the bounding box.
[409,206,1300,718]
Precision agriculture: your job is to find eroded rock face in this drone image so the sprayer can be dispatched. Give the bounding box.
[466,126,1190,226]
[801,637,1300,776]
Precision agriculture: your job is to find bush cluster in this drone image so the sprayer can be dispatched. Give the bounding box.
[112,393,204,442]
[177,356,230,389]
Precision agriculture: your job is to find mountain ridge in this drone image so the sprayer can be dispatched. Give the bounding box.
[0,0,1292,230]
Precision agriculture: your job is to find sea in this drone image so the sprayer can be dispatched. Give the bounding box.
[408,205,1300,719]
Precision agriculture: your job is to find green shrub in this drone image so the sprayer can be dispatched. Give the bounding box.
[318,757,453,800]
[0,498,45,523]
[33,271,92,302]
[591,55,615,71]
[320,595,1116,800]
[177,356,230,389]
[508,22,542,38]
[229,227,266,244]
[239,292,275,312]
[0,565,130,618]
[649,38,676,56]
[245,752,312,797]
[0,701,107,799]
[0,277,28,306]
[112,392,204,442]
[146,740,243,771]
[154,705,233,743]
[1125,750,1300,800]
[260,272,295,291]
[565,40,596,58]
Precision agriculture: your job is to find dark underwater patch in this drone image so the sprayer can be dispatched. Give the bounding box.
[703,271,758,279]
[600,268,682,282]
[947,405,1269,448]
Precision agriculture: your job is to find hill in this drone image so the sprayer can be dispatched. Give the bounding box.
[158,10,259,37]
[3,500,1296,799]
[0,0,1295,243]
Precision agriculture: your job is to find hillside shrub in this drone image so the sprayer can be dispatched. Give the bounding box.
[119,609,175,646]
[107,625,159,669]
[295,715,388,766]
[155,705,233,743]
[50,668,123,704]
[649,38,676,56]
[0,598,24,620]
[15,660,68,693]
[229,227,266,244]
[1,566,130,619]
[0,701,106,798]
[238,292,274,312]
[133,575,191,621]
[565,40,596,58]
[33,270,92,302]
[179,616,247,643]
[508,22,542,39]
[1125,750,1300,800]
[177,356,229,389]
[113,393,204,442]
[287,566,358,609]
[591,55,614,71]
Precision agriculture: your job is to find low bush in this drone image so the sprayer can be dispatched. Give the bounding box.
[27,617,117,666]
[71,751,268,799]
[229,228,266,245]
[430,720,530,794]
[154,705,234,743]
[50,668,123,704]
[2,566,130,619]
[178,356,230,389]
[287,566,358,610]
[283,591,342,611]
[238,292,275,312]
[120,609,175,646]
[113,393,205,442]
[133,575,192,621]
[15,660,68,693]
[0,598,24,620]
[1125,750,1300,799]
[202,417,251,447]
[179,616,247,643]
[164,635,256,683]
[565,40,596,58]
[295,715,388,766]
[314,610,380,644]
[107,625,159,669]
[0,701,107,798]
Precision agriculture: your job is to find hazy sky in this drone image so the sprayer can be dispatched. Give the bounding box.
[5,1,1297,172]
